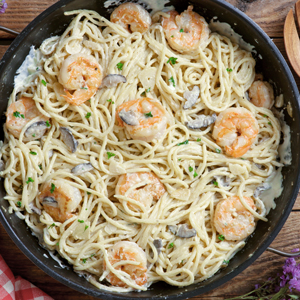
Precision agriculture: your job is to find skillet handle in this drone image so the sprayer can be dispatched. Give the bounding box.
[0,25,19,36]
[267,247,300,257]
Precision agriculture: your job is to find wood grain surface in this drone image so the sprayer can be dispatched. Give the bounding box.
[1,1,300,299]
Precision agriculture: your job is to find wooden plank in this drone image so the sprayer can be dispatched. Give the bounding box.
[0,45,9,59]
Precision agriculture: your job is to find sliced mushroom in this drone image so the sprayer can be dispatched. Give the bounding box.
[183,86,200,109]
[168,224,197,238]
[153,239,163,255]
[213,175,231,188]
[59,127,78,153]
[119,109,139,126]
[101,74,127,88]
[253,182,271,198]
[42,196,58,207]
[71,163,94,175]
[186,114,217,130]
[29,202,41,215]
[24,121,48,140]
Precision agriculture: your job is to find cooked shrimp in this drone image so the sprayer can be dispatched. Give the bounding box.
[115,172,166,210]
[116,98,168,142]
[162,6,210,53]
[6,97,49,141]
[104,241,147,288]
[248,80,274,109]
[212,107,259,158]
[58,53,102,106]
[214,196,256,241]
[37,179,82,223]
[110,3,151,34]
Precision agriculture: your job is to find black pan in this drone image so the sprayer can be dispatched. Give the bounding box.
[0,0,299,299]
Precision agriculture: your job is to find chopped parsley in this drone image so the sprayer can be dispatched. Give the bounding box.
[107,152,115,159]
[90,254,95,258]
[82,258,87,263]
[171,35,174,38]
[168,242,174,249]
[197,138,201,142]
[56,242,59,246]
[78,219,84,223]
[179,28,184,32]
[241,157,245,160]
[218,234,225,241]
[268,121,272,126]
[45,120,51,127]
[223,260,229,264]
[41,79,47,86]
[177,140,189,146]
[84,225,89,232]
[167,57,177,65]
[50,183,55,193]
[193,172,198,178]
[145,87,151,93]
[85,112,91,119]
[178,158,181,161]
[32,134,36,137]
[169,76,175,87]
[263,114,268,117]
[188,166,193,172]
[216,148,221,153]
[213,180,218,187]
[26,177,34,184]
[17,201,22,208]
[19,184,23,190]
[226,68,233,72]
[38,164,42,170]
[87,191,91,195]
[144,111,153,118]
[13,111,24,118]
[29,151,37,155]
[116,62,124,70]
[107,99,115,104]
[48,223,55,229]
[81,87,88,90]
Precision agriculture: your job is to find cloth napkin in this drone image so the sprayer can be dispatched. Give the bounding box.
[0,255,53,300]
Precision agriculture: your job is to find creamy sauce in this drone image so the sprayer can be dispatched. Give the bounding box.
[278,118,292,166]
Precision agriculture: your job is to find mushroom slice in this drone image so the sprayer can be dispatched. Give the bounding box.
[153,239,163,255]
[59,127,78,153]
[183,86,200,109]
[168,224,197,238]
[253,182,271,199]
[213,175,231,188]
[29,202,41,215]
[24,121,48,140]
[118,109,139,126]
[186,114,217,130]
[71,163,94,175]
[101,74,126,88]
[42,196,58,207]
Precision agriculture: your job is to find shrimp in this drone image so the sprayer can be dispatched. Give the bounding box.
[115,172,166,210]
[58,53,102,106]
[104,241,147,288]
[162,6,210,53]
[116,98,169,142]
[6,97,49,141]
[214,196,256,241]
[110,3,151,34]
[248,80,274,109]
[37,179,82,223]
[212,107,259,158]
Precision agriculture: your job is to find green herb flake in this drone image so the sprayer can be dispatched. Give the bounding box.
[144,111,153,118]
[168,242,174,249]
[169,76,175,87]
[81,87,88,90]
[188,166,193,172]
[45,121,51,127]
[30,151,37,155]
[107,99,115,104]
[263,114,268,117]
[213,180,218,187]
[145,87,151,93]
[48,223,55,229]
[197,138,201,142]
[13,111,24,118]
[177,140,189,146]
[179,29,184,33]
[26,177,34,184]
[107,152,116,159]
[38,164,42,170]
[171,35,174,38]
[41,79,47,86]
[216,148,221,153]
[90,254,95,258]
[116,62,124,70]
[56,242,59,246]
[167,57,177,65]
[88,99,91,103]
[226,68,233,72]
[268,121,272,126]
[19,184,23,190]
[178,158,181,161]
[78,219,84,223]
[193,172,198,178]
[82,258,87,263]
[17,201,22,208]
[32,134,36,137]
[218,234,225,241]
[87,191,91,195]
[85,112,91,119]
[223,260,229,264]
[241,157,245,160]
[84,225,89,232]
[50,183,55,193]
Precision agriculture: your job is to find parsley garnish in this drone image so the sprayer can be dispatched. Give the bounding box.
[30,151,37,155]
[85,112,91,119]
[82,258,87,263]
[168,242,174,249]
[26,177,34,184]
[188,166,193,172]
[268,121,272,126]
[81,87,88,90]
[56,242,59,246]
[38,164,42,170]
[226,68,233,72]
[107,99,115,104]
[48,223,55,229]
[41,79,47,86]
[107,152,115,159]
[45,121,50,127]
[171,35,174,38]
[17,201,22,208]
[179,29,184,32]
[145,87,151,93]
[263,114,267,117]
[178,158,181,161]
[218,234,225,241]
[197,138,201,142]
[193,172,198,178]
[213,181,218,187]
[13,111,24,118]
[144,111,153,118]
[169,76,175,87]
[216,148,221,153]
[84,225,89,232]
[87,191,91,195]
[50,183,55,193]
[177,140,189,146]
[116,62,124,70]
[32,134,36,137]
[78,219,84,223]
[90,254,95,258]
[223,260,229,264]
[167,57,177,65]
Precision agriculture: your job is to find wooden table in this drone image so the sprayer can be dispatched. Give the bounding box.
[0,1,300,299]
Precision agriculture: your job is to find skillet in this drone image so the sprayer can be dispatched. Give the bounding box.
[0,0,299,299]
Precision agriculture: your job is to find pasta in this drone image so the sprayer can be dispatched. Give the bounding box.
[0,4,289,292]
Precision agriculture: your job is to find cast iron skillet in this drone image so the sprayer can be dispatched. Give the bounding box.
[0,0,299,299]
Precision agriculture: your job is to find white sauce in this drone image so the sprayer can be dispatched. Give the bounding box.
[278,118,292,166]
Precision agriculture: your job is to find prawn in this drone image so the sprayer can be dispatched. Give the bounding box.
[248,80,274,109]
[6,97,49,141]
[116,98,169,142]
[214,196,256,241]
[104,241,147,288]
[110,3,151,34]
[58,53,102,106]
[115,172,166,210]
[162,6,210,53]
[212,107,259,158]
[37,179,82,223]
